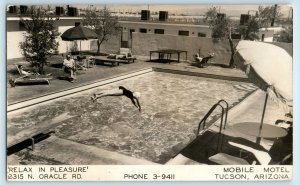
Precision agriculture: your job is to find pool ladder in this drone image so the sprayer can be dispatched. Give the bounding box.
[196,99,229,136]
[196,99,229,154]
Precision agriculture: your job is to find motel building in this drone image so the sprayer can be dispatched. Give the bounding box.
[7,5,275,61]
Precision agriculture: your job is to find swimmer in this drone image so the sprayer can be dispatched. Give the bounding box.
[91,86,141,112]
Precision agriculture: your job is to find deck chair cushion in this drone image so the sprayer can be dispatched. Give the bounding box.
[15,65,51,85]
[120,48,133,59]
[209,153,250,165]
[228,141,271,165]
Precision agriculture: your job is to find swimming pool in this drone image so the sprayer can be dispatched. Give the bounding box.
[8,71,256,164]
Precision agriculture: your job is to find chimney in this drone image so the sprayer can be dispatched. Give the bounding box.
[159,11,168,21]
[141,10,150,20]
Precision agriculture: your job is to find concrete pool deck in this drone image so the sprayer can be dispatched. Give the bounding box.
[7,59,289,165]
[7,59,248,105]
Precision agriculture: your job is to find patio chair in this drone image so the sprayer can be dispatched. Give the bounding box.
[118,48,136,63]
[74,55,87,70]
[228,141,271,165]
[119,48,132,58]
[208,152,254,165]
[14,65,51,85]
[270,120,292,164]
[87,56,95,68]
[193,52,214,68]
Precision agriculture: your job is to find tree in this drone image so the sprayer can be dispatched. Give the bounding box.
[19,6,60,74]
[204,7,236,68]
[82,6,121,55]
[204,5,283,67]
[277,26,293,43]
[239,16,260,40]
[257,5,282,27]
[239,5,283,41]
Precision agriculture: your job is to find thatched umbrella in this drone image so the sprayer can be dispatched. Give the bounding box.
[61,25,97,53]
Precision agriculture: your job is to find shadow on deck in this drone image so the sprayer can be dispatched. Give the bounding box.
[175,128,292,165]
[178,131,264,164]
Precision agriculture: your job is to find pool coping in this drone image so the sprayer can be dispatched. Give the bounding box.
[7,67,250,114]
[7,68,153,113]
[153,67,250,83]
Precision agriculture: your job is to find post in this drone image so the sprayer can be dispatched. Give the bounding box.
[256,93,269,144]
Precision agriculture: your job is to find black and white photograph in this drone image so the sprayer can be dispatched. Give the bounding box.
[6,3,293,181]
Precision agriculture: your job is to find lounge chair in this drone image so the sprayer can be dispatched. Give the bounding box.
[270,120,292,164]
[208,152,254,165]
[228,141,272,165]
[118,48,136,63]
[14,65,52,85]
[193,52,214,68]
[94,55,120,67]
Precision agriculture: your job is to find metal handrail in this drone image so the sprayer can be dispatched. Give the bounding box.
[196,99,229,136]
[217,99,229,129]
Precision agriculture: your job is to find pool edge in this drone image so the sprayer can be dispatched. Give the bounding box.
[7,68,153,113]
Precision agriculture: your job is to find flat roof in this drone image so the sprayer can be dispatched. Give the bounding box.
[7,15,210,27]
[119,20,210,28]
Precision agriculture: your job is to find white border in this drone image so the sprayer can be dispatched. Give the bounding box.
[2,0,299,184]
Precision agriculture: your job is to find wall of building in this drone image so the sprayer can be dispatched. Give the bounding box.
[7,17,121,59]
[119,21,211,48]
[7,24,93,59]
[7,20,21,31]
[120,21,211,38]
[131,32,238,65]
[7,17,291,63]
[90,34,121,55]
[258,29,274,42]
[7,31,25,59]
[131,32,292,64]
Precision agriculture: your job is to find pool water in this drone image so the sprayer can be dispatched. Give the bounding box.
[9,72,256,164]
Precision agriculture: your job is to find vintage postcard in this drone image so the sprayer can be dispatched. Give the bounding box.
[6,3,293,181]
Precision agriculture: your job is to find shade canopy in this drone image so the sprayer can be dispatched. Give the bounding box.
[234,40,292,105]
[234,40,292,143]
[61,25,97,41]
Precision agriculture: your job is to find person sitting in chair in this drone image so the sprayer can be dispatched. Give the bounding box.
[194,53,203,63]
[91,86,141,112]
[63,54,76,82]
[194,52,215,68]
[17,65,39,78]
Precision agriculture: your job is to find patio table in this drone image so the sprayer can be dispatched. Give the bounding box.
[232,122,287,143]
[149,49,187,63]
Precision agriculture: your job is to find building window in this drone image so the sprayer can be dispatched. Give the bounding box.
[154,29,164,34]
[198,32,206,37]
[178,30,189,36]
[140,28,147,33]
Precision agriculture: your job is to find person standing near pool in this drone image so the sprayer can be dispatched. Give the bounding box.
[91,86,141,112]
